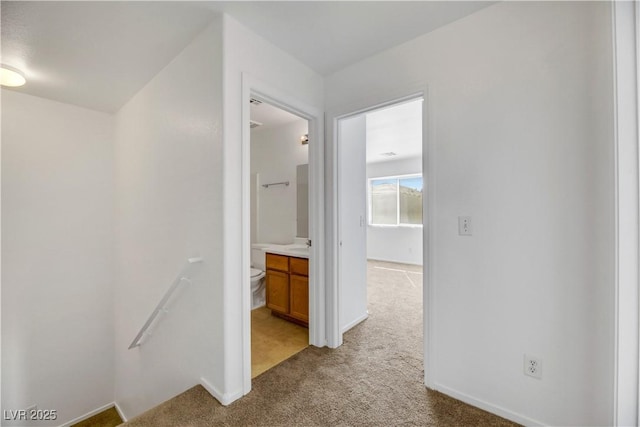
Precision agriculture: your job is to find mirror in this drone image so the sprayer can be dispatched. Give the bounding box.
[296,164,309,238]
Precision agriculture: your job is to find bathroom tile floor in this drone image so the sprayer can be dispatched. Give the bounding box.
[251,306,309,378]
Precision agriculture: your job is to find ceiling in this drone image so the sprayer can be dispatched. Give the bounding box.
[0,1,494,113]
[366,98,423,164]
[207,1,494,76]
[0,1,216,113]
[250,100,306,131]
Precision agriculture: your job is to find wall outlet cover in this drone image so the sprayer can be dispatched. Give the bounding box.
[524,354,542,379]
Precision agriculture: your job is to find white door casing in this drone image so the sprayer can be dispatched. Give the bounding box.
[337,115,369,334]
[240,73,325,395]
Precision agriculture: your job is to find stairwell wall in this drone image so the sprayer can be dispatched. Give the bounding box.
[1,90,115,426]
[112,19,224,419]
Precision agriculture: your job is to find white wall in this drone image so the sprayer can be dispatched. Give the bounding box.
[251,119,308,244]
[222,14,324,400]
[612,2,640,424]
[113,19,224,419]
[1,90,114,426]
[367,157,422,265]
[326,2,614,426]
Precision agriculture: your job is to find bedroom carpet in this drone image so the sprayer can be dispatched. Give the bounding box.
[121,261,518,426]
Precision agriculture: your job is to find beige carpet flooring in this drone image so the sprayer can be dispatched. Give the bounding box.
[251,306,309,378]
[122,261,518,426]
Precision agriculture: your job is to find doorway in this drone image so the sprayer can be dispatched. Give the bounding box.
[248,98,310,378]
[334,94,427,377]
[240,74,325,395]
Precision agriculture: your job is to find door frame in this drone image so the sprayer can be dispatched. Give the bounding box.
[336,114,369,335]
[240,73,325,394]
[327,87,436,388]
[611,1,640,424]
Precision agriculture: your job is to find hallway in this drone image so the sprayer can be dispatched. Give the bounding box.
[123,261,515,426]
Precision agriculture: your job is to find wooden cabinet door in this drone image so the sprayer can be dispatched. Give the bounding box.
[266,270,289,314]
[290,257,308,276]
[289,274,309,323]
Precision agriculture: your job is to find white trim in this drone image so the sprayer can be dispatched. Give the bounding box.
[327,86,435,389]
[423,85,437,390]
[434,384,545,427]
[612,0,619,417]
[636,2,640,419]
[200,377,243,407]
[611,1,640,425]
[114,402,127,423]
[0,86,3,426]
[341,311,369,334]
[240,73,325,397]
[57,402,117,427]
[367,257,423,267]
[637,0,640,419]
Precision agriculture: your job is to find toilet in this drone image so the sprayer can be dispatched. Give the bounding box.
[250,244,268,309]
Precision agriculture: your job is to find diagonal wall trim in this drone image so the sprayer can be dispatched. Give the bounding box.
[200,377,243,406]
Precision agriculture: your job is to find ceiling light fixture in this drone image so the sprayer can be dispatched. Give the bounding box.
[0,64,26,87]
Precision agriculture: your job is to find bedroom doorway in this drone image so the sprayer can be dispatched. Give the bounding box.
[333,94,429,386]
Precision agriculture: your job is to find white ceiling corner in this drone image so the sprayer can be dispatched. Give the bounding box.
[0,1,495,113]
[0,1,216,113]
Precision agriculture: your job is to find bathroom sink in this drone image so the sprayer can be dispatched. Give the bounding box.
[281,244,308,250]
[287,247,309,255]
[263,244,309,258]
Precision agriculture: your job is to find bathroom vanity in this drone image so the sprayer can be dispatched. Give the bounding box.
[265,252,309,327]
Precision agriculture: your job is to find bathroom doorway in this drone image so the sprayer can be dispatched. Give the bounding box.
[240,75,325,396]
[248,97,311,378]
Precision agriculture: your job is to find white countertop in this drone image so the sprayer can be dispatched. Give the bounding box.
[261,243,309,259]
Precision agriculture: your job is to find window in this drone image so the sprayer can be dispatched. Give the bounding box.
[369,175,423,226]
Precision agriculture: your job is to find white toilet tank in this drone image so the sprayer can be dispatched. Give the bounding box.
[251,243,269,271]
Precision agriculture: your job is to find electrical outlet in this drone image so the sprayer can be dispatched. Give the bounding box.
[524,355,542,379]
[458,216,472,235]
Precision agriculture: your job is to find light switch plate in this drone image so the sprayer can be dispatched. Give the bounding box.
[458,216,472,235]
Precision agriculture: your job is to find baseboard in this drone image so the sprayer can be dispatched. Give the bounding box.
[200,377,243,406]
[58,402,116,427]
[367,257,423,267]
[114,401,128,423]
[434,383,544,426]
[341,311,368,334]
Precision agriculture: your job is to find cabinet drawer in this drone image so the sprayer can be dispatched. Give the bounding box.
[266,253,289,272]
[290,257,308,276]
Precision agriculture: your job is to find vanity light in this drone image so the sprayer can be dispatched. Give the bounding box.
[0,64,26,87]
[300,134,309,145]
